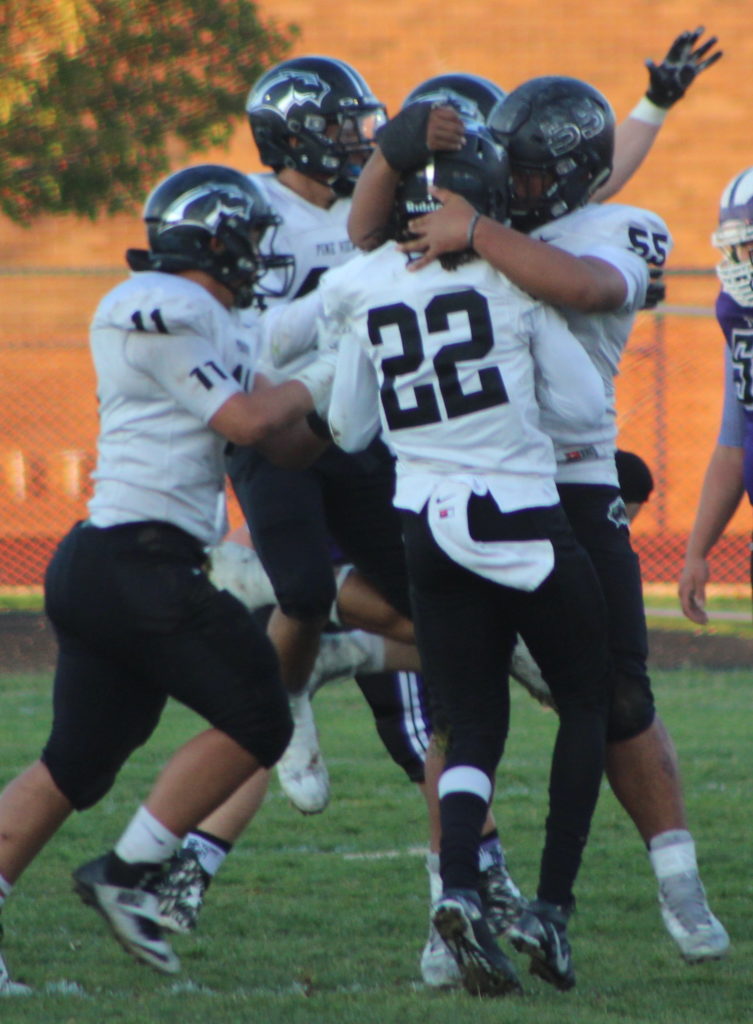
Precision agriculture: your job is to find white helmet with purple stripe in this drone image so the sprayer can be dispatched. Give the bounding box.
[713,166,753,306]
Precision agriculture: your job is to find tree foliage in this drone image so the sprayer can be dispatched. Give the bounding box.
[0,0,295,223]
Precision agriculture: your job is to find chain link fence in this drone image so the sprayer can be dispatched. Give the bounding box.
[0,267,749,590]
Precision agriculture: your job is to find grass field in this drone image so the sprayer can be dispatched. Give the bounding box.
[0,666,749,1024]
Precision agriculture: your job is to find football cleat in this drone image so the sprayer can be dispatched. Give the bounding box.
[207,540,276,611]
[154,848,210,935]
[420,921,462,988]
[73,855,180,975]
[276,692,330,814]
[479,859,528,936]
[656,871,730,963]
[432,889,522,998]
[509,898,575,991]
[0,923,31,997]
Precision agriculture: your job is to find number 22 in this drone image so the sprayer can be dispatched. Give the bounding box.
[367,289,509,430]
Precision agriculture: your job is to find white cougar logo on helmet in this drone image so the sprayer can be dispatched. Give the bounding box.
[263,70,332,118]
[162,186,250,232]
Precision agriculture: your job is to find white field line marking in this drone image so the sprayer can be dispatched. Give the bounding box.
[342,845,427,861]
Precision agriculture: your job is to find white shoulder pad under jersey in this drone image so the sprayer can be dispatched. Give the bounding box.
[530,203,674,485]
[321,244,603,515]
[88,272,255,545]
[250,173,356,303]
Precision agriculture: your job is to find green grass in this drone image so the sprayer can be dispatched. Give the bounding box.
[0,669,749,1023]
[0,592,44,613]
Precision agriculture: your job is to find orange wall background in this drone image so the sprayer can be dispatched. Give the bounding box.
[2,1,750,270]
[1,2,751,586]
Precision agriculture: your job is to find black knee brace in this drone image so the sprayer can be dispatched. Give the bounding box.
[606,671,656,743]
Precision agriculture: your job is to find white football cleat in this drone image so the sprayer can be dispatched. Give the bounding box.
[208,541,276,611]
[656,872,730,963]
[276,692,330,814]
[307,631,378,698]
[0,946,31,997]
[420,922,462,988]
[649,833,730,963]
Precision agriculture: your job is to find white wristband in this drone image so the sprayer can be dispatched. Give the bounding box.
[630,96,668,127]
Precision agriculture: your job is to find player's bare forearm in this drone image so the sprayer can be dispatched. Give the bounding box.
[349,106,464,251]
[678,445,744,622]
[348,149,400,250]
[400,186,626,310]
[594,118,661,201]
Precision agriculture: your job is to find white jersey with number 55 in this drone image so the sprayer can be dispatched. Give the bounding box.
[531,202,673,485]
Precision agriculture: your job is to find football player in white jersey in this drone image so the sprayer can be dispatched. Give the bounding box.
[322,123,613,996]
[394,73,729,967]
[151,56,478,944]
[346,29,727,983]
[0,164,340,991]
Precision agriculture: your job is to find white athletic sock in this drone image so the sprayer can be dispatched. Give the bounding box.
[0,873,11,906]
[115,805,181,866]
[648,829,697,880]
[426,850,442,905]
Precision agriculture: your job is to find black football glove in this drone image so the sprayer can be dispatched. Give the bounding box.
[645,26,722,109]
[376,102,433,172]
[642,267,666,310]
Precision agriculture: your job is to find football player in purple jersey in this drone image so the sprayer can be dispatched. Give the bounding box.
[679,166,753,622]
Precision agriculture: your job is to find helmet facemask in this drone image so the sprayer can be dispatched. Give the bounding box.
[712,166,753,307]
[713,219,753,307]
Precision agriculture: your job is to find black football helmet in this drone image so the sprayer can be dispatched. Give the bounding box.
[395,123,509,250]
[246,56,387,194]
[488,76,615,231]
[126,164,293,308]
[712,166,753,306]
[402,73,506,126]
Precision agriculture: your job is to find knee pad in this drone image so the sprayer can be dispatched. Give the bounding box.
[42,748,122,810]
[274,563,336,620]
[215,689,294,769]
[250,710,294,768]
[606,671,656,743]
